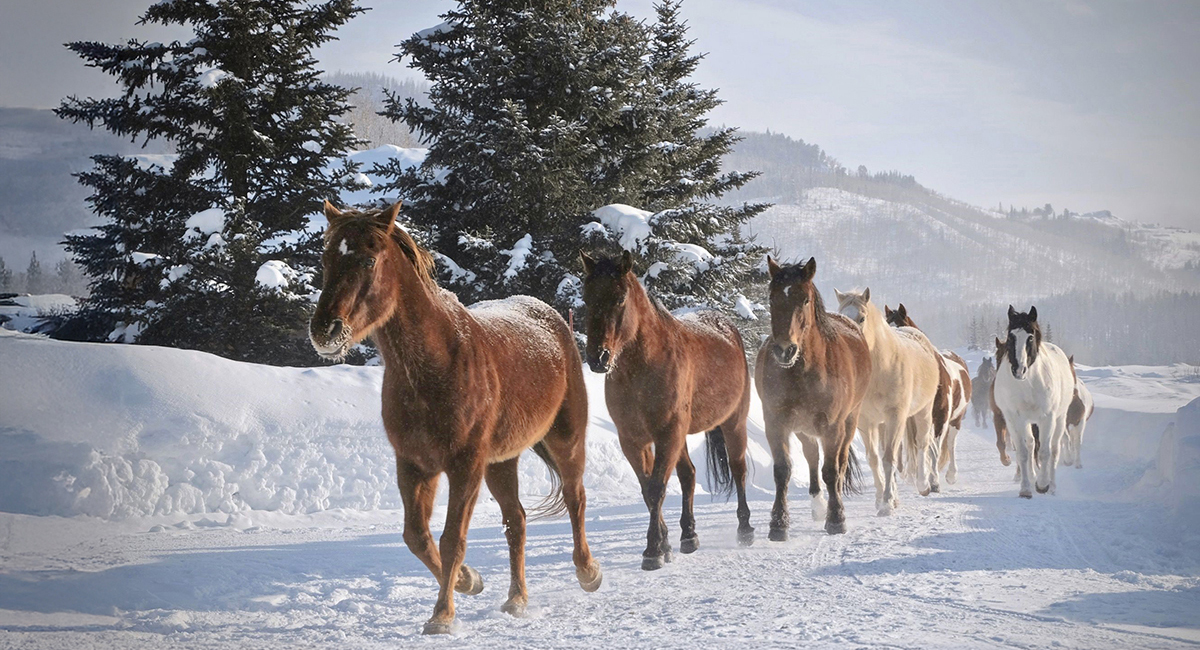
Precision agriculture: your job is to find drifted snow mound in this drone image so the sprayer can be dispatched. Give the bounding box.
[1154,396,1200,521]
[0,330,780,521]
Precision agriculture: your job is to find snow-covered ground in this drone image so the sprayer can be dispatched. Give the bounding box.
[1,332,1199,648]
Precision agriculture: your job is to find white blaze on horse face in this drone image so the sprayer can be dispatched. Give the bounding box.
[839,301,864,325]
[338,238,349,255]
[1012,330,1032,379]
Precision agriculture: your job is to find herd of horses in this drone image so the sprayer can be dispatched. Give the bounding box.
[307,201,1095,633]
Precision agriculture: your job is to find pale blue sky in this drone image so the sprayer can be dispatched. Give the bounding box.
[2,0,1197,228]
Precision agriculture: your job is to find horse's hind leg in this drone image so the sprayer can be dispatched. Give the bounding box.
[860,426,885,510]
[544,403,602,592]
[944,424,960,484]
[879,415,903,516]
[720,414,755,546]
[484,458,528,617]
[425,457,486,635]
[800,435,826,522]
[676,447,699,554]
[824,416,858,535]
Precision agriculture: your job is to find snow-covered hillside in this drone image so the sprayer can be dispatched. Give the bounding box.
[747,188,1200,307]
[2,332,1199,647]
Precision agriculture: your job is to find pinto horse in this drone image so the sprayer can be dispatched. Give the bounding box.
[837,289,943,513]
[757,257,871,536]
[993,305,1075,497]
[1061,358,1094,469]
[581,251,754,569]
[884,303,971,485]
[310,201,601,634]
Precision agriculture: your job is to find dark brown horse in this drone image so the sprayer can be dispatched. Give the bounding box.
[310,201,601,634]
[580,250,754,570]
[757,256,872,536]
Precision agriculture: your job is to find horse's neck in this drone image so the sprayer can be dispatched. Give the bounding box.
[374,277,468,374]
[623,282,673,361]
[860,305,889,353]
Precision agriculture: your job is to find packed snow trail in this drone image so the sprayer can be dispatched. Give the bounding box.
[2,423,1198,648]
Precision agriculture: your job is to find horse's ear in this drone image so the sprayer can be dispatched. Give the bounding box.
[898,303,907,317]
[1007,304,1017,321]
[619,250,634,274]
[1029,305,1037,321]
[801,256,816,280]
[995,336,1004,349]
[862,287,870,303]
[323,200,345,223]
[579,250,596,276]
[834,288,846,304]
[767,255,781,278]
[1069,354,1074,366]
[884,305,893,317]
[376,200,401,233]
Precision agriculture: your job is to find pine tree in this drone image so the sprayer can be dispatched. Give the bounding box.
[0,256,11,292]
[57,0,365,363]
[25,252,47,295]
[376,0,768,328]
[55,258,87,296]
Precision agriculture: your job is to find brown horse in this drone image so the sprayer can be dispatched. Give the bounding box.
[757,256,872,536]
[310,201,601,634]
[580,250,754,570]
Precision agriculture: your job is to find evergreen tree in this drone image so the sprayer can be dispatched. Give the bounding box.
[57,0,365,363]
[0,256,11,292]
[55,258,87,296]
[377,0,768,328]
[25,252,47,295]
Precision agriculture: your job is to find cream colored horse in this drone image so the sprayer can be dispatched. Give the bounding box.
[836,288,943,515]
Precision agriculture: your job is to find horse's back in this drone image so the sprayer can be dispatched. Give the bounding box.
[675,308,743,351]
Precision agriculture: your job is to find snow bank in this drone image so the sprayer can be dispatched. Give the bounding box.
[0,294,77,334]
[0,328,797,522]
[1151,397,1200,523]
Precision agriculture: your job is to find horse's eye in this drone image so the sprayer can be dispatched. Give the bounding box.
[364,257,376,269]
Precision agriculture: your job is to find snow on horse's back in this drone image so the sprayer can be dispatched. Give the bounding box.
[993,305,1075,498]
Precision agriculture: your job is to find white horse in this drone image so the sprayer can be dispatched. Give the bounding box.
[993,305,1075,497]
[938,351,971,485]
[1059,358,1094,469]
[836,289,943,515]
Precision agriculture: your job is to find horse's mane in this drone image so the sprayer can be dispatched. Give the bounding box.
[809,285,839,339]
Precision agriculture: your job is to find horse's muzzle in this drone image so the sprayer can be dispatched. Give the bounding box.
[310,316,349,359]
[772,343,799,368]
[587,348,612,374]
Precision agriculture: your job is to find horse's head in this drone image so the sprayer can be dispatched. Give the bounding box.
[884,302,915,329]
[1004,305,1042,380]
[979,355,995,380]
[833,286,872,328]
[766,255,821,368]
[309,200,434,360]
[580,250,639,373]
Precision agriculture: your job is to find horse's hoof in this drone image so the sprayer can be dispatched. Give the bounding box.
[929,483,940,494]
[642,554,666,571]
[824,519,847,535]
[501,597,528,617]
[422,620,454,635]
[576,562,603,592]
[877,505,894,517]
[919,488,931,497]
[1019,491,1033,499]
[455,565,484,595]
[680,535,699,554]
[1075,463,1082,470]
[768,527,788,542]
[1036,483,1050,494]
[946,472,957,485]
[737,526,755,547]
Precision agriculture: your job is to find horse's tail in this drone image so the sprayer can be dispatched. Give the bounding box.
[842,446,863,495]
[902,419,921,481]
[705,427,735,499]
[528,440,568,519]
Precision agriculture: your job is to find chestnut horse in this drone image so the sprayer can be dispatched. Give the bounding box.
[580,251,754,570]
[757,256,871,537]
[310,201,601,634]
[884,303,971,485]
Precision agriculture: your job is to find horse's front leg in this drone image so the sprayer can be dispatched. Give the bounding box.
[945,425,960,484]
[764,412,793,541]
[909,410,935,496]
[641,427,684,570]
[800,434,826,521]
[859,425,885,510]
[424,457,486,635]
[879,415,904,515]
[1013,419,1036,498]
[1037,416,1067,495]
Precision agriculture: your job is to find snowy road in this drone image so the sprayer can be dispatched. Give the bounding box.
[2,421,1197,649]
